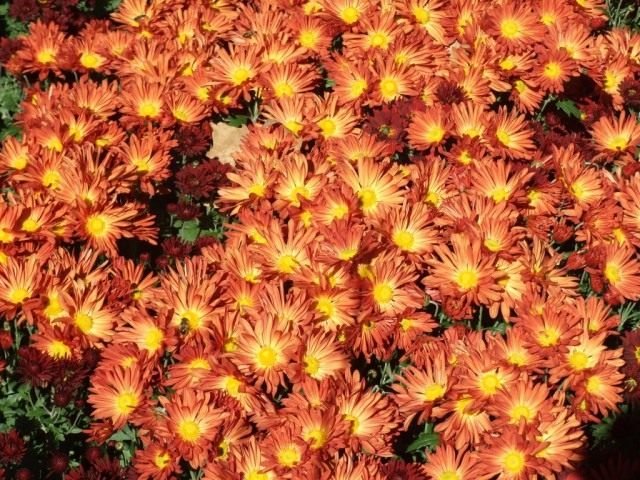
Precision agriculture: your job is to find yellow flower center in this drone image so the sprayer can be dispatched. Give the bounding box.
[544,62,562,80]
[513,80,527,94]
[154,452,170,469]
[568,349,590,371]
[507,350,527,366]
[373,282,394,305]
[115,391,139,415]
[284,119,304,135]
[317,117,337,137]
[257,346,278,369]
[21,216,40,233]
[424,125,445,144]
[496,128,513,147]
[344,413,360,434]
[277,445,301,468]
[8,287,30,304]
[490,186,511,203]
[274,81,294,98]
[316,296,336,318]
[538,327,560,347]
[510,404,533,422]
[47,340,71,359]
[178,419,201,443]
[423,383,446,402]
[502,450,526,474]
[393,229,415,251]
[455,268,479,290]
[339,6,360,24]
[369,31,390,49]
[479,371,502,395]
[586,375,602,394]
[230,66,252,86]
[338,247,358,261]
[349,78,368,98]
[188,358,210,370]
[299,30,318,49]
[143,327,164,351]
[180,309,202,331]
[484,237,502,252]
[36,48,57,64]
[500,19,522,39]
[80,52,102,69]
[305,427,328,449]
[304,354,320,376]
[379,77,399,100]
[500,57,517,71]
[86,215,108,237]
[604,262,621,285]
[9,154,28,170]
[223,376,242,397]
[138,100,161,118]
[606,134,630,151]
[412,6,430,24]
[74,312,94,333]
[276,254,299,274]
[359,188,377,210]
[439,472,461,480]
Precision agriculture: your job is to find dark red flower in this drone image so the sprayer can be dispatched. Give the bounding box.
[16,347,56,387]
[49,451,69,474]
[553,223,573,244]
[0,429,27,464]
[174,122,212,157]
[0,331,12,350]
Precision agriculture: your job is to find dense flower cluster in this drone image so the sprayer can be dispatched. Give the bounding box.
[2,0,640,478]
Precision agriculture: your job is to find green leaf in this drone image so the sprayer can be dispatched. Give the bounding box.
[178,219,200,243]
[109,424,137,442]
[556,99,582,119]
[406,426,439,453]
[226,114,249,127]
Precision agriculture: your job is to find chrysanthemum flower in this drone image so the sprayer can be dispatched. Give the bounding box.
[477,427,544,479]
[490,107,536,159]
[491,379,550,426]
[338,158,408,218]
[486,2,544,51]
[372,59,419,104]
[79,203,157,257]
[407,106,450,150]
[532,50,577,93]
[392,351,450,425]
[425,233,502,306]
[162,389,227,468]
[591,111,640,155]
[296,331,348,381]
[0,255,41,321]
[233,316,298,394]
[8,21,67,76]
[365,252,424,316]
[432,394,492,450]
[120,79,166,124]
[88,365,143,429]
[343,12,400,51]
[338,372,399,455]
[534,409,585,475]
[133,443,181,480]
[422,444,480,480]
[602,244,640,301]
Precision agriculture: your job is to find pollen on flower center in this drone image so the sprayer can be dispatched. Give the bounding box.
[510,404,533,422]
[606,134,630,151]
[86,215,108,237]
[339,6,360,24]
[154,452,170,469]
[479,371,501,395]
[138,100,160,118]
[178,419,201,443]
[359,188,378,210]
[36,48,56,64]
[500,19,522,39]
[544,62,562,79]
[502,450,525,474]
[455,268,479,290]
[48,340,72,359]
[115,391,139,415]
[568,350,590,371]
[412,6,430,24]
[423,383,446,402]
[373,282,394,305]
[305,427,328,449]
[304,354,320,376]
[257,346,278,368]
[379,77,399,99]
[223,376,242,397]
[277,445,301,467]
[230,66,251,85]
[144,327,164,351]
[393,229,415,251]
[74,312,94,333]
[604,262,621,285]
[439,471,461,480]
[277,254,299,274]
